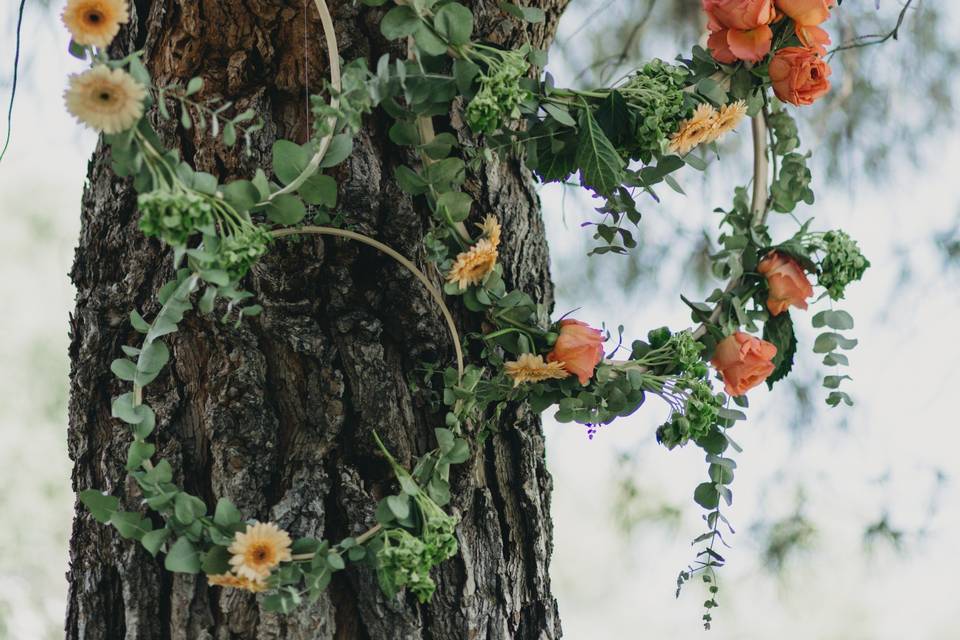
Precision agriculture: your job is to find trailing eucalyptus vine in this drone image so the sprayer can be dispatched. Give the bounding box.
[60,0,878,626]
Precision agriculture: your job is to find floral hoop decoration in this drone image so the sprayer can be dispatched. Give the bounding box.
[63,0,873,626]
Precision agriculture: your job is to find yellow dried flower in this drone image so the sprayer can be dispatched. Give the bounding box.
[504,353,570,387]
[227,522,293,581]
[707,100,748,143]
[64,65,146,134]
[61,0,129,49]
[207,572,268,593]
[478,215,501,248]
[668,103,719,156]
[447,239,498,290]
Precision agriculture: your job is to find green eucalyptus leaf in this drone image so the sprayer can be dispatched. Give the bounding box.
[141,527,171,557]
[265,194,307,225]
[380,6,421,40]
[436,191,473,223]
[299,174,338,207]
[694,483,720,510]
[110,511,152,540]
[272,140,312,186]
[214,498,243,527]
[434,2,474,46]
[319,134,353,168]
[164,537,201,574]
[79,490,120,524]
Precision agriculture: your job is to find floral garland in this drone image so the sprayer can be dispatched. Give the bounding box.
[64,0,871,626]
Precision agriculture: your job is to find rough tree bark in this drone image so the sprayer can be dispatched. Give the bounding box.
[66,0,569,638]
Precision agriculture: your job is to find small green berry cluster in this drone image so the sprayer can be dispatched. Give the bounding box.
[818,230,871,300]
[374,528,439,602]
[207,227,272,282]
[372,492,459,603]
[465,48,532,134]
[656,380,725,450]
[620,59,693,162]
[137,190,215,247]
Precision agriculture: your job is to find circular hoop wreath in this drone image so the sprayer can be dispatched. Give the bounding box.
[61,0,872,627]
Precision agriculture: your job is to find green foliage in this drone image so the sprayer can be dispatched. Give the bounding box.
[137,190,214,247]
[763,311,797,389]
[71,0,877,626]
[464,47,532,134]
[817,230,871,300]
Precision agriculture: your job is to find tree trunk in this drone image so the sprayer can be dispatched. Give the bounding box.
[65,0,568,638]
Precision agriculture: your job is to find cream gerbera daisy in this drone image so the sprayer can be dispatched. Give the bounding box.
[706,100,748,144]
[227,522,293,581]
[447,239,498,290]
[62,0,129,49]
[504,353,570,387]
[668,103,719,156]
[207,572,268,593]
[64,65,146,134]
[477,215,501,248]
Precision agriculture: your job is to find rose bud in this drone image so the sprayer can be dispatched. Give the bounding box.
[547,319,605,385]
[711,332,778,397]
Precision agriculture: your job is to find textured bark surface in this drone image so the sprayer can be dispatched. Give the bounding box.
[65,1,569,638]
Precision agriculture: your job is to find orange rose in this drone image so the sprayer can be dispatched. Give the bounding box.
[703,0,776,63]
[711,332,778,397]
[776,0,834,53]
[768,47,831,106]
[775,0,834,26]
[547,319,605,385]
[704,0,776,31]
[757,251,814,316]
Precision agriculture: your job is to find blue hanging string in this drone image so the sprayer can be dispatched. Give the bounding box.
[0,0,28,164]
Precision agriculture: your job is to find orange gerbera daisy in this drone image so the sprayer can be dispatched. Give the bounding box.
[504,353,570,386]
[207,572,268,593]
[64,65,146,134]
[707,100,748,143]
[227,522,293,581]
[669,103,719,155]
[446,239,498,290]
[62,0,129,49]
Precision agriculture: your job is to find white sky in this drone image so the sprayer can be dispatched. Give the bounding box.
[0,2,957,639]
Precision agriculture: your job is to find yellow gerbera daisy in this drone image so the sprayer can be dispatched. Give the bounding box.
[207,572,268,593]
[61,0,129,49]
[668,103,719,156]
[447,239,498,290]
[706,100,748,144]
[504,353,570,386]
[227,522,293,581]
[477,215,501,248]
[64,65,146,134]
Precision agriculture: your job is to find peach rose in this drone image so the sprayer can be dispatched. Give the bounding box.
[703,0,776,31]
[703,0,776,63]
[775,0,834,27]
[547,319,605,385]
[757,251,814,316]
[768,46,831,106]
[711,332,778,397]
[777,0,835,53]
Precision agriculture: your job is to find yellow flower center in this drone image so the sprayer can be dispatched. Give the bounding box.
[85,10,104,24]
[249,543,272,565]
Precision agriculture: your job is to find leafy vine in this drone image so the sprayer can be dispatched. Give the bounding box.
[61,0,878,626]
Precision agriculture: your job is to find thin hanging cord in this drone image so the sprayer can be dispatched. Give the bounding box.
[0,0,28,164]
[303,0,311,137]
